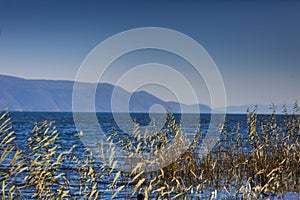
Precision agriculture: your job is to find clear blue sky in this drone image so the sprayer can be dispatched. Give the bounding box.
[0,0,299,106]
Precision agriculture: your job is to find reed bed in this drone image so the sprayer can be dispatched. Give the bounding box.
[0,104,299,199]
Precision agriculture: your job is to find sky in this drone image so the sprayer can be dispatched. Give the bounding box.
[0,0,300,107]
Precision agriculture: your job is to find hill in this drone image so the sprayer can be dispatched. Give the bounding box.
[0,74,211,113]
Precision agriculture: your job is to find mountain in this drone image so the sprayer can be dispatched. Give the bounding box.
[0,74,74,111]
[223,104,296,114]
[0,74,211,113]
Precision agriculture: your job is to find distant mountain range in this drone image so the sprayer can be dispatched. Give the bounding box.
[0,74,211,113]
[0,74,292,114]
[222,104,296,114]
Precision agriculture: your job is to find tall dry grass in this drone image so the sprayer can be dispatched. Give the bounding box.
[0,104,299,199]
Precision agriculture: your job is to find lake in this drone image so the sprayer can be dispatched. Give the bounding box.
[1,112,299,199]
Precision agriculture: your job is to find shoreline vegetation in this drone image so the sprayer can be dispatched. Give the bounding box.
[0,104,299,199]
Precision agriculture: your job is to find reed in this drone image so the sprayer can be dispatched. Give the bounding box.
[0,104,299,199]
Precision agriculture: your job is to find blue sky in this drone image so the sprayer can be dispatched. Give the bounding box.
[0,0,299,106]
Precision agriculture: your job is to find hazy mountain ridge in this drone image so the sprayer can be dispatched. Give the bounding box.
[0,74,211,113]
[224,104,297,114]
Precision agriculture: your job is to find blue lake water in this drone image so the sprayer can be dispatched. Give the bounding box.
[2,112,298,199]
[9,112,246,158]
